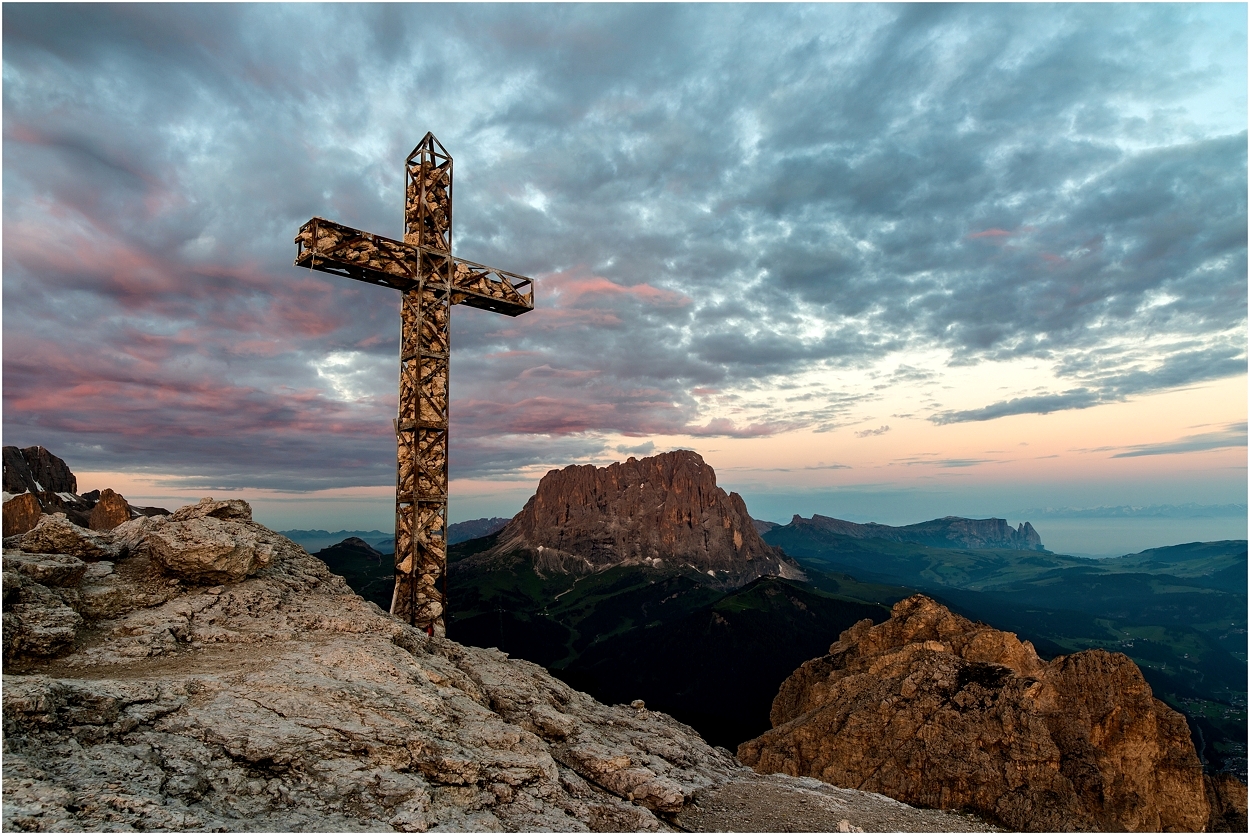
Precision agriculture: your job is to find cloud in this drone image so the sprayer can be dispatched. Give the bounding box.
[855,425,891,438]
[615,441,656,457]
[1109,422,1247,458]
[930,391,1103,425]
[2,3,1244,488]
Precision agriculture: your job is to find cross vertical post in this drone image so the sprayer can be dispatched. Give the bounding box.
[395,136,452,630]
[294,132,534,636]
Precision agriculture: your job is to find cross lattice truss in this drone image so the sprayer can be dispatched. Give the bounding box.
[294,133,535,634]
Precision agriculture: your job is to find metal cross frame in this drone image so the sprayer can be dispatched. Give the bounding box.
[295,133,535,634]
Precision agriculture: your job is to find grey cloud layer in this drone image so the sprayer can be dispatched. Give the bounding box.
[3,3,1245,487]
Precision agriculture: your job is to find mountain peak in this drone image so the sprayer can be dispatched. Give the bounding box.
[486,450,801,585]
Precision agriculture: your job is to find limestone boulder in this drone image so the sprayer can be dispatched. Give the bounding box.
[168,497,252,522]
[3,551,88,588]
[739,594,1212,832]
[15,514,118,560]
[2,581,83,661]
[139,514,297,583]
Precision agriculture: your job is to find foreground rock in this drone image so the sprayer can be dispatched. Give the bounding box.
[3,501,991,832]
[738,595,1223,832]
[482,450,803,587]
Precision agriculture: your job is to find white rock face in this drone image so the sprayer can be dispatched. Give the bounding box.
[2,498,994,832]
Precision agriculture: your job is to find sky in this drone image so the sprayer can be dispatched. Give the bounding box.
[3,3,1247,552]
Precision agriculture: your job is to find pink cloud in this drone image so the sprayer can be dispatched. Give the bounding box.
[541,267,691,309]
[682,417,798,438]
[452,391,691,438]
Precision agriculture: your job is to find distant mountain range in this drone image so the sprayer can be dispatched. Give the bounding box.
[280,517,511,553]
[279,528,393,553]
[774,513,1044,551]
[1011,503,1248,519]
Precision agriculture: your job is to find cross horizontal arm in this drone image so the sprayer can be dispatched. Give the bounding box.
[295,217,534,316]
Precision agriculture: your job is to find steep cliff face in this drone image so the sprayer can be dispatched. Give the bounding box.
[738,595,1215,832]
[786,514,1044,551]
[485,451,801,586]
[3,445,77,495]
[3,501,988,833]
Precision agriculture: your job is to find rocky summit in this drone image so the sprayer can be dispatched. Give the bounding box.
[482,450,803,587]
[738,595,1245,832]
[2,497,992,832]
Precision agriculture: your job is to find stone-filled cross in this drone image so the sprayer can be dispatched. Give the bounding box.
[294,133,535,635]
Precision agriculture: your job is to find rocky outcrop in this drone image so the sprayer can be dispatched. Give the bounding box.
[783,514,1044,551]
[13,513,120,561]
[87,488,132,531]
[1206,772,1249,832]
[3,492,43,537]
[2,500,987,832]
[125,497,295,583]
[738,595,1213,832]
[482,451,802,587]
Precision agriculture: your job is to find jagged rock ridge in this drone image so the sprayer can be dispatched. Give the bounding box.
[738,595,1241,832]
[784,513,1044,551]
[481,450,802,587]
[3,498,989,832]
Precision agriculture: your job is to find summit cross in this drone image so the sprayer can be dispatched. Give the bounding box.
[294,133,535,635]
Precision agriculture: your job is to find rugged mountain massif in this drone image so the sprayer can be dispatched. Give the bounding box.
[479,450,802,587]
[739,595,1246,833]
[443,451,891,748]
[2,445,168,536]
[2,498,988,833]
[776,514,1045,551]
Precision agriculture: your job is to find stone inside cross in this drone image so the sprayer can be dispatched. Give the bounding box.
[294,133,535,634]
